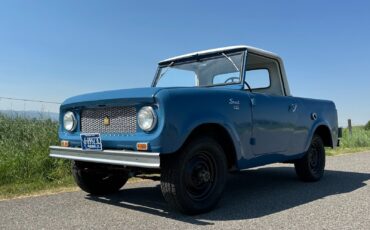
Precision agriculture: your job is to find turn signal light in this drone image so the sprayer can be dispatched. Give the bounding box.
[60,140,69,147]
[137,142,148,151]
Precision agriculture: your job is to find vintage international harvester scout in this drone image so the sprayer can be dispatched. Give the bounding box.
[50,46,340,214]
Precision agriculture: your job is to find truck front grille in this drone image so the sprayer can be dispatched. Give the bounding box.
[81,106,137,134]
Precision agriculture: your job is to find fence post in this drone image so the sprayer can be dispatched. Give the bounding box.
[348,119,352,136]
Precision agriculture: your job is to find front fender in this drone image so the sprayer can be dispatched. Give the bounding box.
[162,112,242,157]
[154,87,252,162]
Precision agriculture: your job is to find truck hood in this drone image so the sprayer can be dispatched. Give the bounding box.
[61,84,243,108]
[61,87,163,108]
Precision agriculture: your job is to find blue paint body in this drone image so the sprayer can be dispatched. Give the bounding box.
[59,84,338,171]
[58,46,339,171]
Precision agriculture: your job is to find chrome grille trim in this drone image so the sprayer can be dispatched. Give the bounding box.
[81,106,137,134]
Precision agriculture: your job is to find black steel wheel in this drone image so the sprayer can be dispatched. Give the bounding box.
[184,151,218,201]
[294,134,326,182]
[72,161,129,195]
[160,136,227,215]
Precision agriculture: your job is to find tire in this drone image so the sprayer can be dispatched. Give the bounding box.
[294,134,326,182]
[72,161,129,195]
[160,136,227,215]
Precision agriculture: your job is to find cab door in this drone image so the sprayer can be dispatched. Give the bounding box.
[243,53,298,156]
[250,93,298,156]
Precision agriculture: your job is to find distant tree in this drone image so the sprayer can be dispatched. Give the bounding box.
[365,120,370,130]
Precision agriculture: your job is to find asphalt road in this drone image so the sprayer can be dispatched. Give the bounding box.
[1,152,370,230]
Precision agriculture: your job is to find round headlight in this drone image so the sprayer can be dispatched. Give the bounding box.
[63,111,77,132]
[138,106,157,132]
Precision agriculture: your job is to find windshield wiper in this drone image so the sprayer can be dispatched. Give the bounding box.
[222,52,252,92]
[222,53,240,72]
[158,61,175,81]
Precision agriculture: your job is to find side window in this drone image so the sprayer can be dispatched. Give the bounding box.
[213,72,240,84]
[245,69,270,89]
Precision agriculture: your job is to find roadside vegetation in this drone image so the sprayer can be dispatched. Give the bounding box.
[326,125,370,155]
[0,113,74,200]
[0,113,369,199]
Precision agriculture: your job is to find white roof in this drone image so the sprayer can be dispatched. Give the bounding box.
[159,45,281,64]
[158,45,291,96]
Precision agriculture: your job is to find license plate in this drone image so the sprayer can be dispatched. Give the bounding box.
[81,133,102,151]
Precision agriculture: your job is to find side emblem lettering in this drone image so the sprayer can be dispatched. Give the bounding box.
[229,98,240,110]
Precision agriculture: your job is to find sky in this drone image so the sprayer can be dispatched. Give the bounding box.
[0,0,369,126]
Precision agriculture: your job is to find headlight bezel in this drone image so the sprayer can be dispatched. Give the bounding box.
[138,106,157,132]
[63,111,77,132]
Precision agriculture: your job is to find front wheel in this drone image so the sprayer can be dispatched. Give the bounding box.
[72,161,129,195]
[160,137,227,215]
[294,134,326,182]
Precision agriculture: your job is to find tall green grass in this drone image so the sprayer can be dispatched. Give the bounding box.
[327,126,370,155]
[0,113,73,198]
[340,127,370,148]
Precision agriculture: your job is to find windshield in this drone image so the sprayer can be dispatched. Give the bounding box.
[154,51,244,87]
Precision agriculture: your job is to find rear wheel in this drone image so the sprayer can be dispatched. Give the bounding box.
[160,137,227,215]
[72,161,129,195]
[294,134,326,182]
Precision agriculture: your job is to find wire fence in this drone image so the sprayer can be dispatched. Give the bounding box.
[0,96,61,120]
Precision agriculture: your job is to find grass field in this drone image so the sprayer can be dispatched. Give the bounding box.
[0,114,74,199]
[0,113,369,199]
[326,126,370,155]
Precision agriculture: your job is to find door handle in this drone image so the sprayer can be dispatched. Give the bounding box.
[289,103,297,112]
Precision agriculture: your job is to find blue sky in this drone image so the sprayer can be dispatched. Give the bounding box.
[0,0,369,126]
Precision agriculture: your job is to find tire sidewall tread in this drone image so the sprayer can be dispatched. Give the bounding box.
[160,136,227,215]
[294,134,326,182]
[72,161,129,195]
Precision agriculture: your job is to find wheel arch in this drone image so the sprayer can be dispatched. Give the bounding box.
[181,123,239,171]
[304,122,334,152]
[314,125,333,147]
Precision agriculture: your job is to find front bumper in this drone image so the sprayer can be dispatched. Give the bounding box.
[49,146,160,168]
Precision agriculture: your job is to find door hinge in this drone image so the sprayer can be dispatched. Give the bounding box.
[250,97,256,106]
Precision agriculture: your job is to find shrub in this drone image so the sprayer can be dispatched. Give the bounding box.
[365,120,370,131]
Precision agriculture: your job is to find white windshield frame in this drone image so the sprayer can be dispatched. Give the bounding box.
[152,50,247,88]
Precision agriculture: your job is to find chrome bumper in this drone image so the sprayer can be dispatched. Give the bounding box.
[49,146,160,169]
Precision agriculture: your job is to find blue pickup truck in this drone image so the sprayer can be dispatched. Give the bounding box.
[50,45,339,214]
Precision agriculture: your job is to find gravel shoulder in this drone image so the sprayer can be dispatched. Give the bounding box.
[1,152,369,230]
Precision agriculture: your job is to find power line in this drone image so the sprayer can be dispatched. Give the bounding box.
[0,96,61,105]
